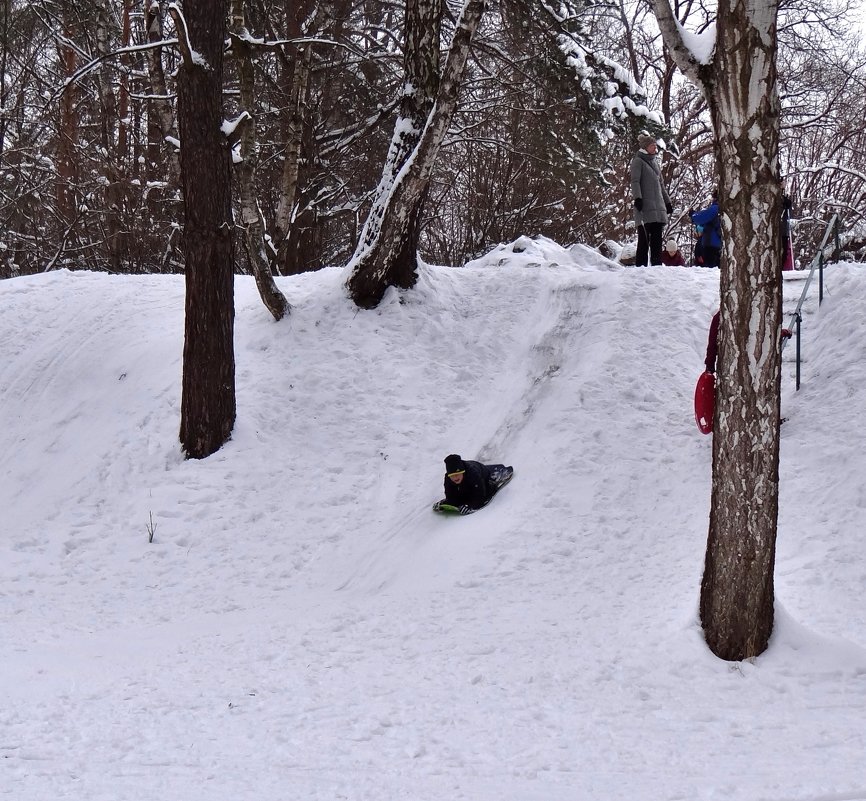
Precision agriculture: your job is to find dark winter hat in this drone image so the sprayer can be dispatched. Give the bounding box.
[638,132,656,150]
[444,454,465,475]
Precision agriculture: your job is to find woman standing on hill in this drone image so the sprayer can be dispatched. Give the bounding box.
[630,132,674,267]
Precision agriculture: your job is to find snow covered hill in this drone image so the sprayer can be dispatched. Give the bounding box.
[2,242,866,800]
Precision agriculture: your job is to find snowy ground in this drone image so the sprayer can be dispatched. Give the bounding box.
[2,241,865,800]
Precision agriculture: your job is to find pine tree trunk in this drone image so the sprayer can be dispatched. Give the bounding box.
[175,0,236,459]
[0,0,9,163]
[95,0,123,271]
[699,0,784,661]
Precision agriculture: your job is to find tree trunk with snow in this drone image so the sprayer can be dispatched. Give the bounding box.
[346,0,443,308]
[229,0,290,321]
[271,1,330,276]
[173,0,236,459]
[651,0,784,660]
[272,43,313,273]
[347,0,486,308]
[144,0,180,183]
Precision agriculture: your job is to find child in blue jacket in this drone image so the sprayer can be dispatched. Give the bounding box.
[691,191,722,267]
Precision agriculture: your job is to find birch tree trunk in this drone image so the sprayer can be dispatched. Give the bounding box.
[229,0,290,321]
[273,44,312,269]
[650,0,784,660]
[345,0,443,308]
[145,1,180,182]
[347,0,486,308]
[272,1,328,275]
[173,0,236,459]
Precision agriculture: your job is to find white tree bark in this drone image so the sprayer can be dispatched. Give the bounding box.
[347,0,485,308]
[273,45,313,252]
[229,0,290,321]
[145,1,180,182]
[650,0,784,661]
[272,3,330,274]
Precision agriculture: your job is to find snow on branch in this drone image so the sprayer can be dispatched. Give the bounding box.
[538,0,664,133]
[45,39,180,107]
[792,162,866,185]
[222,112,253,148]
[677,20,716,66]
[231,35,362,56]
[647,0,707,86]
[167,3,210,70]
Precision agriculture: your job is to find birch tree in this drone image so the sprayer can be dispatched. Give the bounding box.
[227,0,289,321]
[143,0,180,184]
[649,0,785,660]
[346,0,486,308]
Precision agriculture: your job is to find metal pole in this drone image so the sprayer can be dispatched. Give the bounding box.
[690,224,695,268]
[819,252,824,305]
[795,312,802,391]
[635,220,652,267]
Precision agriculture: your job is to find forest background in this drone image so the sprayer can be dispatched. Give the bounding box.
[0,0,864,281]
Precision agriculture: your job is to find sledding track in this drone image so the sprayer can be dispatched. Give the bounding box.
[476,279,597,462]
[333,273,610,597]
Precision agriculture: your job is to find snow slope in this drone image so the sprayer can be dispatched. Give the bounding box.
[2,242,865,800]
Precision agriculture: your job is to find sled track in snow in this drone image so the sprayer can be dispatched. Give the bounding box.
[477,280,597,461]
[334,278,601,597]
